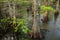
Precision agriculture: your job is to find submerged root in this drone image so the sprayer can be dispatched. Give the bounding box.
[29,31,44,39]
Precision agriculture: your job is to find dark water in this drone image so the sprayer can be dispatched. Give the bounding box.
[44,14,60,40]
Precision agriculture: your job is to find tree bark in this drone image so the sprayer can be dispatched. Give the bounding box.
[31,0,42,39]
[42,0,49,23]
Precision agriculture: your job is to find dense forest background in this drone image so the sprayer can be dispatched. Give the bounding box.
[0,0,60,40]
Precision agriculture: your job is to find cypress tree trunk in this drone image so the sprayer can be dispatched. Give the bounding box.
[32,0,37,38]
[41,0,49,23]
[31,0,42,39]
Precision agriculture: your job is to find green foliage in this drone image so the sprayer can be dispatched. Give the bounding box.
[0,17,13,24]
[0,17,29,34]
[39,5,54,14]
[15,18,29,34]
[0,17,13,32]
[22,25,29,34]
[41,5,54,11]
[15,0,30,6]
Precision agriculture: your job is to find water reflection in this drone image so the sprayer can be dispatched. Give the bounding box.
[44,15,60,40]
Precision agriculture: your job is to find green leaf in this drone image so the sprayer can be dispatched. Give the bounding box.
[41,5,54,11]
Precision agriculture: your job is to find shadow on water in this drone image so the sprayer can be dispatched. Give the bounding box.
[44,14,60,40]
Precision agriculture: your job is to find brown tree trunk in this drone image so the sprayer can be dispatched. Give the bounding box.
[54,0,59,22]
[42,0,49,23]
[30,0,42,39]
[32,0,37,38]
